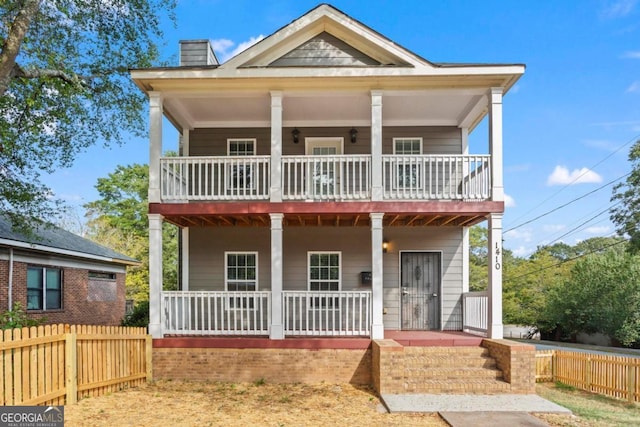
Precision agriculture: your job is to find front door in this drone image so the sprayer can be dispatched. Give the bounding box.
[401,252,441,330]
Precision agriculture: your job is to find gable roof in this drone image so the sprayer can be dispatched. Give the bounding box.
[0,216,139,266]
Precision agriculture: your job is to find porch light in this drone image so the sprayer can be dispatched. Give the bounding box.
[383,239,389,253]
[350,127,358,143]
[292,127,300,144]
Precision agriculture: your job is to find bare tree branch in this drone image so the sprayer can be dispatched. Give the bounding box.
[0,0,41,96]
[14,66,88,88]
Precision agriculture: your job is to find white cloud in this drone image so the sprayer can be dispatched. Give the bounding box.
[627,81,640,93]
[211,35,265,63]
[511,246,533,258]
[601,0,637,18]
[582,139,620,152]
[505,228,533,243]
[622,51,640,58]
[585,226,611,234]
[504,194,516,208]
[543,224,566,233]
[546,166,603,186]
[506,163,531,173]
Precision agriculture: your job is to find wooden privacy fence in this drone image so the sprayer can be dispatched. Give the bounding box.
[0,324,151,406]
[535,350,640,403]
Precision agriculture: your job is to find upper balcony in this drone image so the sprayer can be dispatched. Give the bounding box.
[160,154,491,203]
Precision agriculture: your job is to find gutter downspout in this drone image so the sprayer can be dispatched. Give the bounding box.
[8,248,14,310]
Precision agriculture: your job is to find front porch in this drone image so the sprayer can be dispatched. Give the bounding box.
[160,290,489,338]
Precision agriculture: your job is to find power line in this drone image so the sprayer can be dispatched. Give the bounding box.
[505,134,639,230]
[543,200,621,247]
[505,173,629,233]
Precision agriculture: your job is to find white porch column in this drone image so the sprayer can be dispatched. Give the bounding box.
[270,213,284,339]
[148,92,163,203]
[148,213,164,338]
[489,87,504,202]
[370,213,385,339]
[181,228,189,290]
[270,91,283,203]
[487,213,503,339]
[371,91,383,201]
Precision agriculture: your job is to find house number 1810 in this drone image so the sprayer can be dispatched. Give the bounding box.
[494,242,501,270]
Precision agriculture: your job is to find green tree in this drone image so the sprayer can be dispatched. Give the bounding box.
[85,163,178,302]
[0,0,175,228]
[611,139,640,252]
[469,225,488,291]
[542,248,640,346]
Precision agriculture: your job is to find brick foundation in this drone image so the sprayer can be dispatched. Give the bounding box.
[153,346,372,385]
[481,339,536,393]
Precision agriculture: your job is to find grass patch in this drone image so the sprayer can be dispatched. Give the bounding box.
[537,383,640,427]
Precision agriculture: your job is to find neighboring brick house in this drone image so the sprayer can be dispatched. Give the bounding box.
[0,216,138,325]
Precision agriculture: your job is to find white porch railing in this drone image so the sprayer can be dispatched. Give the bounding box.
[382,155,491,200]
[462,291,488,335]
[282,291,371,336]
[160,156,270,201]
[282,155,371,200]
[162,291,271,335]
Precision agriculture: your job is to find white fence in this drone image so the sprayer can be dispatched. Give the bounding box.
[282,155,370,200]
[282,291,371,336]
[462,291,488,335]
[382,155,491,200]
[160,156,271,201]
[162,291,271,335]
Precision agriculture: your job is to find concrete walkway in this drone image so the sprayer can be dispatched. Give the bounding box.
[381,394,570,426]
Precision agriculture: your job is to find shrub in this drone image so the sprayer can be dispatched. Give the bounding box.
[0,303,45,329]
[121,300,149,327]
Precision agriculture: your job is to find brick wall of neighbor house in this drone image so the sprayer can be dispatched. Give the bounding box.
[153,347,372,385]
[0,260,126,325]
[482,339,536,393]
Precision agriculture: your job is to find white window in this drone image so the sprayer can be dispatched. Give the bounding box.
[393,137,423,189]
[227,139,256,190]
[305,138,343,198]
[308,252,341,308]
[225,252,258,310]
[27,266,62,311]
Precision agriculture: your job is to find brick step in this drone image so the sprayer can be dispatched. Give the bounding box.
[405,347,490,357]
[405,366,503,380]
[405,378,511,394]
[408,356,497,369]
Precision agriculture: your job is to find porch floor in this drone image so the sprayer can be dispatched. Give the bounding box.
[154,330,484,349]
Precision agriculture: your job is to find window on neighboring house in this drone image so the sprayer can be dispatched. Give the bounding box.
[27,266,62,310]
[225,252,258,309]
[308,252,341,308]
[393,137,423,189]
[227,139,256,190]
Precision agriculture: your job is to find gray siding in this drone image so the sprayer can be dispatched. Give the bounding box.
[187,225,464,331]
[180,40,218,66]
[189,126,462,156]
[269,32,380,67]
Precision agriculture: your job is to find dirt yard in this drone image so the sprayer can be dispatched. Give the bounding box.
[64,380,448,426]
[64,380,586,426]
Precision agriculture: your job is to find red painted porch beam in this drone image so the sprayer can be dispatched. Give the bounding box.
[149,201,504,216]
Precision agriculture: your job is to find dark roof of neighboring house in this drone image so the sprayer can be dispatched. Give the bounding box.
[0,216,139,266]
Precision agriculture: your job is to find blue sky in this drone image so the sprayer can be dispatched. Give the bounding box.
[46,0,640,257]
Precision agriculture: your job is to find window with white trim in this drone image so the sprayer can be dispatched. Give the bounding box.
[226,252,258,309]
[227,139,256,190]
[27,266,62,310]
[393,137,423,189]
[308,252,341,308]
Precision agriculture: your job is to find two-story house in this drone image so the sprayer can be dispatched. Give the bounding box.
[132,4,524,346]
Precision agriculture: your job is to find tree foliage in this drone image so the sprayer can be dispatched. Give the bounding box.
[85,163,178,302]
[0,0,175,228]
[611,139,640,253]
[541,249,640,346]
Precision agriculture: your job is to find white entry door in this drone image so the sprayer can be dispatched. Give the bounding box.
[305,138,343,199]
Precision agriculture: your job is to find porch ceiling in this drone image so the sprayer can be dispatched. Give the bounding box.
[160,212,487,228]
[161,87,490,131]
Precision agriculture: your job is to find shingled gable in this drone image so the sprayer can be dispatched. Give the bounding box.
[0,216,138,265]
[220,4,425,69]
